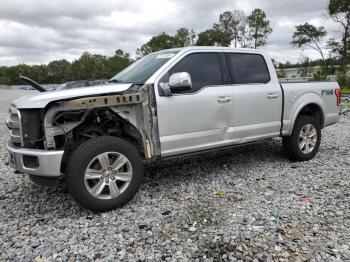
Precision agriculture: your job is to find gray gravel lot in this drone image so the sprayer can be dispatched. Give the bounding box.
[0,89,37,111]
[0,90,349,261]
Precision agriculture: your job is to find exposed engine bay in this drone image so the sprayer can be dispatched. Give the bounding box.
[18,84,160,162]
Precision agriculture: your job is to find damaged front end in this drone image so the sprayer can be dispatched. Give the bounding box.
[7,84,160,177]
[42,84,160,160]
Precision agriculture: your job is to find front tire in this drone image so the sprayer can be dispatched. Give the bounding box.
[66,136,144,212]
[283,115,321,161]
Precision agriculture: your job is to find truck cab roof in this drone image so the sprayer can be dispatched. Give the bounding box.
[161,46,265,54]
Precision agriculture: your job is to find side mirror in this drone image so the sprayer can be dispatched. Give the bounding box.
[169,72,192,92]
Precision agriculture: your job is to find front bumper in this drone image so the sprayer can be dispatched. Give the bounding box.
[6,141,64,177]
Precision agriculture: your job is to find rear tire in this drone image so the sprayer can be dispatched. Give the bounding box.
[283,115,321,161]
[66,136,143,212]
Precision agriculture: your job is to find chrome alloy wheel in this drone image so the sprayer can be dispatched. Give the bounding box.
[84,152,133,200]
[298,124,317,154]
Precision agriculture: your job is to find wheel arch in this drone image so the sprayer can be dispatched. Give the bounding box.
[289,102,325,135]
[59,107,147,173]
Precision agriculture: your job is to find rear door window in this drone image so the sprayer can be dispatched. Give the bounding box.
[226,53,270,84]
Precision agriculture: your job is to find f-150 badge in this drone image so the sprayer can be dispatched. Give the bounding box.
[321,89,333,95]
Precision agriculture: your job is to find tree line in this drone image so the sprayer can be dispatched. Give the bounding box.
[280,0,349,71]
[0,49,131,85]
[0,0,349,86]
[0,8,274,85]
[137,8,273,56]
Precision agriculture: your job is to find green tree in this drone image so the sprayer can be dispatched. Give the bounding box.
[213,10,248,47]
[247,9,272,48]
[337,71,350,88]
[0,48,132,85]
[2,66,20,84]
[276,69,286,78]
[311,70,327,81]
[291,23,327,60]
[14,64,34,84]
[285,61,292,68]
[196,29,225,46]
[136,32,178,57]
[213,11,235,46]
[29,65,48,84]
[298,56,312,77]
[70,52,110,80]
[107,49,132,76]
[137,28,195,57]
[47,59,71,83]
[327,0,350,64]
[211,10,248,47]
[174,27,196,46]
[0,67,10,84]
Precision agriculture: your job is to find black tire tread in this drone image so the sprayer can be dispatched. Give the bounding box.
[283,115,321,161]
[66,136,143,212]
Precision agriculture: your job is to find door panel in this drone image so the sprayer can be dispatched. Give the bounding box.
[157,86,233,156]
[155,52,234,156]
[232,82,282,141]
[225,52,282,141]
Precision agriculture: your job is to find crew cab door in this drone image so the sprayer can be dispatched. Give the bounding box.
[155,52,234,157]
[224,52,282,142]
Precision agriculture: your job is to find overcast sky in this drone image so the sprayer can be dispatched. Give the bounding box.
[0,0,343,66]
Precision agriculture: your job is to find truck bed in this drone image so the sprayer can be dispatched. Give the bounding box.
[280,80,340,136]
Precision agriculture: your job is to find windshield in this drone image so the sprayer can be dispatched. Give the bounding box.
[110,50,179,84]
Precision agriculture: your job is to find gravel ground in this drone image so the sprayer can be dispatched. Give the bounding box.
[0,89,36,111]
[0,100,349,261]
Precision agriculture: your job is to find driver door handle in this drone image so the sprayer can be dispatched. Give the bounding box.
[267,93,279,99]
[217,96,232,103]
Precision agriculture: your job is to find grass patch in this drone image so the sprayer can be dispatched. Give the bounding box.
[341,87,350,94]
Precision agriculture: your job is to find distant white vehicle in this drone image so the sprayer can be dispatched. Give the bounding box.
[55,79,107,91]
[6,47,341,211]
[18,85,35,90]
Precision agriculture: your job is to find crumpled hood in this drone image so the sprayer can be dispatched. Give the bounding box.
[11,83,133,109]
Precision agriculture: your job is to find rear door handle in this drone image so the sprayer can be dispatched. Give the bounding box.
[217,96,232,103]
[267,93,279,99]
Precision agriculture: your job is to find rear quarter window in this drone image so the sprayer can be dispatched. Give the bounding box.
[226,53,270,84]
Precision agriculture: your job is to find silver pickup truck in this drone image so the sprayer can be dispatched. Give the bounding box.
[6,47,341,211]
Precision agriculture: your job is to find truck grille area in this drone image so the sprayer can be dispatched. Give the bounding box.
[21,109,44,149]
[6,107,23,146]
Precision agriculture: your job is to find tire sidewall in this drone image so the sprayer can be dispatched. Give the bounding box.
[66,136,143,211]
[289,115,321,161]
